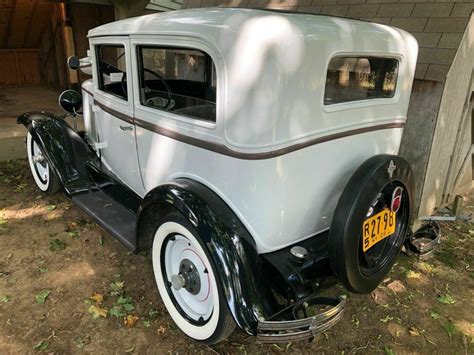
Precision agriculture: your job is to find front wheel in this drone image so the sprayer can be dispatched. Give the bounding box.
[151,211,236,344]
[26,133,61,194]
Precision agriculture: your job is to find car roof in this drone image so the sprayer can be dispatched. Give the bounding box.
[88,8,411,48]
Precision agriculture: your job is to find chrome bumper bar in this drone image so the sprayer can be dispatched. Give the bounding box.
[257,295,347,343]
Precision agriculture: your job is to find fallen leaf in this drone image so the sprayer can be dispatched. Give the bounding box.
[90,293,104,304]
[405,270,421,279]
[436,294,455,305]
[148,309,160,318]
[0,295,11,303]
[387,280,406,293]
[46,205,56,211]
[35,290,51,304]
[415,262,434,274]
[36,267,48,273]
[409,326,421,337]
[124,315,139,327]
[34,340,48,351]
[124,345,135,353]
[157,325,167,335]
[351,316,359,328]
[74,335,89,349]
[143,320,151,328]
[380,315,394,323]
[67,222,78,230]
[430,310,440,319]
[88,305,108,319]
[371,288,390,305]
[68,231,80,238]
[110,281,124,296]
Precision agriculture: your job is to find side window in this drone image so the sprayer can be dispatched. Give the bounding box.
[324,56,398,105]
[137,47,216,122]
[96,45,128,100]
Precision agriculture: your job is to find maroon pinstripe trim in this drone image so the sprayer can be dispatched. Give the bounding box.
[88,96,405,160]
[134,118,405,160]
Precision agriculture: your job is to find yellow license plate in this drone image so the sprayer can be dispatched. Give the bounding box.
[362,208,396,252]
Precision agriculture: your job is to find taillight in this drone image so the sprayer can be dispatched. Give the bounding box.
[390,186,403,213]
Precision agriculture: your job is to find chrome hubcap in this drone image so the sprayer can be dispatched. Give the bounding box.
[32,154,45,163]
[170,258,201,295]
[32,140,49,183]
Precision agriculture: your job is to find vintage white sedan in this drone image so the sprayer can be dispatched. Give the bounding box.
[19,8,418,344]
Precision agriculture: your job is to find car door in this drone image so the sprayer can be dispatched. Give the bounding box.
[90,37,145,196]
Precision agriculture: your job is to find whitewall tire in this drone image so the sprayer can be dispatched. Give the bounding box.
[152,212,235,344]
[27,133,61,194]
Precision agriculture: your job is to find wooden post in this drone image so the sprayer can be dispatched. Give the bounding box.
[61,3,78,88]
[452,195,464,216]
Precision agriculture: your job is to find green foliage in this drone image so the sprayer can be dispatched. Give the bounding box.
[109,305,127,318]
[428,309,440,319]
[49,239,66,251]
[0,295,11,303]
[35,289,51,304]
[34,341,49,351]
[436,294,455,305]
[443,322,457,338]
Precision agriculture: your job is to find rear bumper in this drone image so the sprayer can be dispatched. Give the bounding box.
[257,295,346,343]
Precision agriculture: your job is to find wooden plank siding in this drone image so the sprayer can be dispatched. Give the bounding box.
[0,49,40,86]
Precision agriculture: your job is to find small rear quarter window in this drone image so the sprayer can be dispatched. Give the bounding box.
[324,56,398,105]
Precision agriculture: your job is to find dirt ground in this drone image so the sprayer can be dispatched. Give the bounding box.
[0,159,473,354]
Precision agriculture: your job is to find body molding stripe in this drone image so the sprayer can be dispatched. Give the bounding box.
[90,96,405,160]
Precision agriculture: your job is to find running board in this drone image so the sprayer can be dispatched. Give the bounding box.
[72,190,137,251]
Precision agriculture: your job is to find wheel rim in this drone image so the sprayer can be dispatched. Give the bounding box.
[27,133,50,191]
[358,181,409,278]
[161,233,214,324]
[31,139,49,185]
[152,221,220,340]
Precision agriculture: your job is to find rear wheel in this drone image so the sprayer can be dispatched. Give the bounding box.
[329,155,414,294]
[151,211,235,344]
[26,133,61,194]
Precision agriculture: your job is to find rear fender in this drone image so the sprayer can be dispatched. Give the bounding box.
[17,111,96,194]
[136,178,277,334]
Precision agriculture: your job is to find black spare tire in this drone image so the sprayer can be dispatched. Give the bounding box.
[329,154,414,294]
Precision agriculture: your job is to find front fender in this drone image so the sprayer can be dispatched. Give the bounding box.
[18,111,96,194]
[137,179,277,334]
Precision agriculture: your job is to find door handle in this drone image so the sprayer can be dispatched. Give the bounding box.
[120,125,133,131]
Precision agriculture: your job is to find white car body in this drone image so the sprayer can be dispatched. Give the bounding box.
[81,8,418,254]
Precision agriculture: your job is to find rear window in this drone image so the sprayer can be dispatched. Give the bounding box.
[324,56,398,105]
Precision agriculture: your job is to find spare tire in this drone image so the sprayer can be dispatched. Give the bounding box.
[328,154,414,294]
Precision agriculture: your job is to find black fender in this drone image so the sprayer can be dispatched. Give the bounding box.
[17,111,96,194]
[136,178,276,334]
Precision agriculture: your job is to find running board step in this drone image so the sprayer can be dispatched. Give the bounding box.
[72,190,137,251]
